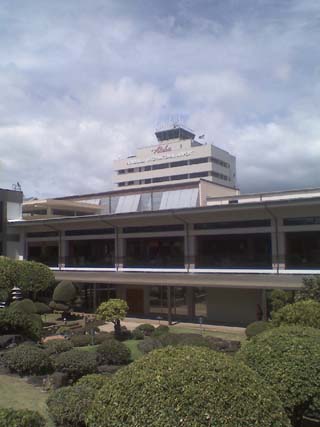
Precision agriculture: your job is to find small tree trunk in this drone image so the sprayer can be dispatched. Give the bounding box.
[114,319,121,337]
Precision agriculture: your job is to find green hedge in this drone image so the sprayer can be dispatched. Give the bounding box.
[4,343,53,375]
[53,349,97,380]
[47,374,108,427]
[44,339,74,355]
[96,339,131,365]
[272,300,320,328]
[0,408,45,427]
[86,346,290,427]
[237,325,320,426]
[70,334,92,347]
[245,321,272,339]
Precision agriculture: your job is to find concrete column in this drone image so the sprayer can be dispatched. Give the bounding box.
[93,283,97,311]
[59,232,67,268]
[144,286,150,314]
[167,286,172,325]
[184,225,196,270]
[278,230,286,270]
[115,228,125,270]
[261,289,268,321]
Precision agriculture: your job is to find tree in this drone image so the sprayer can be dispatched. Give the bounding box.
[0,257,55,302]
[49,281,82,317]
[237,325,320,427]
[86,346,290,427]
[295,276,320,302]
[96,299,128,336]
[272,300,320,329]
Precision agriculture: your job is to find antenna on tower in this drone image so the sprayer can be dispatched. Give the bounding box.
[12,182,22,192]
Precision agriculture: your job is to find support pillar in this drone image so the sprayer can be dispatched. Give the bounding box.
[93,283,97,311]
[184,225,196,270]
[167,286,172,325]
[115,228,125,270]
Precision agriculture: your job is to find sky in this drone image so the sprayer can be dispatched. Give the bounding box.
[0,0,320,198]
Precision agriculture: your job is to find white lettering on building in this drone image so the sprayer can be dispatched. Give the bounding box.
[126,150,194,166]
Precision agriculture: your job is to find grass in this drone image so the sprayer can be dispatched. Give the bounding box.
[0,374,54,427]
[123,339,142,360]
[169,326,246,342]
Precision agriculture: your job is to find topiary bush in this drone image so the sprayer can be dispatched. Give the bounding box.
[49,281,82,316]
[135,323,155,336]
[34,301,52,315]
[0,308,42,341]
[10,299,37,314]
[47,374,109,427]
[96,339,131,365]
[4,343,53,375]
[152,324,170,336]
[237,325,320,427]
[272,300,320,329]
[245,321,272,339]
[94,332,113,344]
[44,339,74,355]
[53,349,97,380]
[131,327,144,340]
[86,346,290,427]
[70,334,92,347]
[138,333,213,354]
[0,408,45,427]
[137,336,163,354]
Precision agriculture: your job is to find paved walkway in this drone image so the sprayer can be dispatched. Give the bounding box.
[99,316,245,335]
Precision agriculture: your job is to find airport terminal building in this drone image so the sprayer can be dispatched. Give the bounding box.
[4,127,320,325]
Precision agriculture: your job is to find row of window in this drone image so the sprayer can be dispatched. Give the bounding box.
[118,171,230,187]
[117,156,230,175]
[25,217,320,239]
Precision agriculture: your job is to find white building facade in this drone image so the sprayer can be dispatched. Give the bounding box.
[113,126,236,190]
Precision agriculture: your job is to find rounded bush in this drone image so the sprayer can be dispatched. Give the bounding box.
[96,339,131,365]
[47,374,109,427]
[131,328,144,340]
[53,349,97,380]
[0,408,45,427]
[53,281,77,303]
[4,343,53,375]
[272,300,320,328]
[94,332,113,344]
[87,346,290,427]
[138,336,162,354]
[136,323,155,336]
[34,302,52,315]
[237,325,320,426]
[44,339,74,355]
[153,324,170,336]
[0,308,42,341]
[138,333,212,354]
[10,299,37,314]
[245,321,272,339]
[70,334,92,347]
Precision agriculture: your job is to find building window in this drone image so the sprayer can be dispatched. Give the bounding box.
[170,160,188,168]
[153,176,169,183]
[190,158,209,165]
[172,174,188,181]
[144,166,151,171]
[283,217,320,226]
[194,219,271,230]
[152,163,169,170]
[190,171,210,179]
[211,157,230,168]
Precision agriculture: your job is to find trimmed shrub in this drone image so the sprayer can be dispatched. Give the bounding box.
[34,301,52,315]
[245,321,272,339]
[0,408,45,427]
[4,343,53,375]
[136,323,155,336]
[86,346,290,427]
[131,327,144,340]
[47,374,108,427]
[96,339,131,365]
[94,332,113,344]
[70,334,92,347]
[44,339,74,355]
[138,333,212,354]
[50,281,82,314]
[237,325,320,427]
[53,349,97,380]
[153,324,170,336]
[272,300,320,329]
[137,336,163,354]
[10,298,37,314]
[296,275,320,302]
[112,325,132,341]
[0,334,23,349]
[0,308,42,341]
[269,289,294,313]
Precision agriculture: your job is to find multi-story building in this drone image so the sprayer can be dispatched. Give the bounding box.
[113,126,236,190]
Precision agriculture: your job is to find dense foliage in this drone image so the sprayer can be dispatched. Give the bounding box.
[34,301,52,314]
[3,343,53,375]
[87,346,290,427]
[49,281,82,314]
[272,300,320,328]
[269,289,294,313]
[53,348,97,380]
[44,339,74,355]
[135,323,155,335]
[138,333,214,354]
[0,308,42,340]
[0,408,45,427]
[47,374,108,427]
[0,257,55,301]
[237,325,320,427]
[96,338,131,365]
[96,299,128,335]
[70,334,92,347]
[296,276,320,302]
[10,298,37,314]
[152,324,170,336]
[245,321,272,339]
